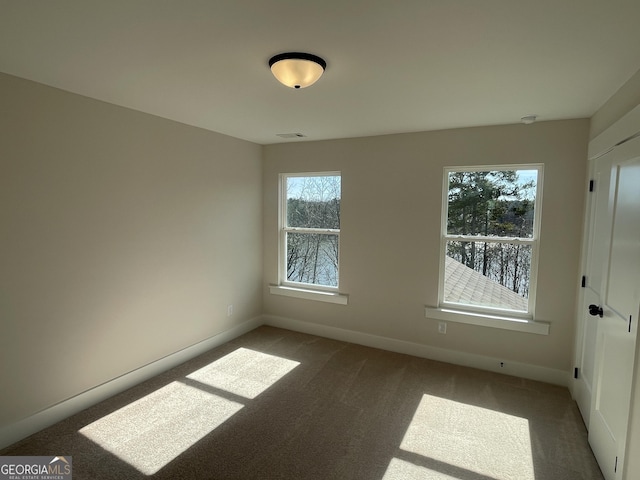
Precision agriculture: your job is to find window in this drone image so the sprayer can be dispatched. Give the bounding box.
[279,173,341,290]
[439,166,543,318]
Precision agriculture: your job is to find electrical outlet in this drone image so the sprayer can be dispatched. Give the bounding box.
[227,304,233,317]
[500,362,505,368]
[438,321,447,334]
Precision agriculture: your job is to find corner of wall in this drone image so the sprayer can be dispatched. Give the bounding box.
[590,67,640,140]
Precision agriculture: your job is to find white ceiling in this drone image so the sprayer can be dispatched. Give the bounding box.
[1,1,640,145]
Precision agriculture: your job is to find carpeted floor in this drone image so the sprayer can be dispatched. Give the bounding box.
[1,326,604,479]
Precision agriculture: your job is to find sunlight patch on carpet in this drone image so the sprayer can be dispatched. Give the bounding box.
[79,348,300,474]
[186,347,300,399]
[79,381,242,475]
[384,394,534,480]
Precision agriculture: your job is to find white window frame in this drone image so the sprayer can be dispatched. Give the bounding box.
[426,164,548,334]
[270,172,348,305]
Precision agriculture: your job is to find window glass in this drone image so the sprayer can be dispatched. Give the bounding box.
[286,232,339,287]
[282,174,341,288]
[442,168,540,314]
[286,176,341,229]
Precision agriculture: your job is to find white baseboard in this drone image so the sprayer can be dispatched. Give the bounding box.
[263,314,571,387]
[0,316,263,451]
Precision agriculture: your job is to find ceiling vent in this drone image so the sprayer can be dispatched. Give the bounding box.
[521,115,537,125]
[276,133,307,139]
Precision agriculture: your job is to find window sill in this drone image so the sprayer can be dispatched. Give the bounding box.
[424,306,549,335]
[269,285,349,305]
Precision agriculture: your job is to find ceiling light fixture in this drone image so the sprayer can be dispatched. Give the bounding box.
[268,52,326,89]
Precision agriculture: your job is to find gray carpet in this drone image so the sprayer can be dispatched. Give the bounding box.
[1,326,604,479]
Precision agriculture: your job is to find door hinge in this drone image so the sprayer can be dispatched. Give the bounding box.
[589,179,594,192]
[581,275,586,288]
[630,315,633,333]
[614,455,618,473]
[574,367,579,379]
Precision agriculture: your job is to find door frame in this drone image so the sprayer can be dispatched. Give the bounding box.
[570,103,640,479]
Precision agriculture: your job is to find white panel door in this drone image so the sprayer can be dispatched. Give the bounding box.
[588,139,640,480]
[574,156,614,424]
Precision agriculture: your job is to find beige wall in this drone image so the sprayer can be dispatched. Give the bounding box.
[264,120,589,372]
[0,73,263,426]
[590,67,640,140]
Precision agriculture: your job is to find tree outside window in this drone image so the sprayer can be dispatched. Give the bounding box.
[281,173,341,288]
[442,167,542,314]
